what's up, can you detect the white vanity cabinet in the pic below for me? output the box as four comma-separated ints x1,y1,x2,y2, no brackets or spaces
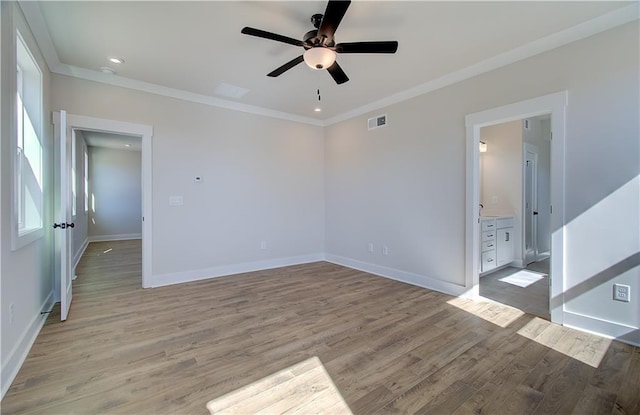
480,216,514,274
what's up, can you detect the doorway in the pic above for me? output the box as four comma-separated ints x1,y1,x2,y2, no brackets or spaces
464,91,567,325
67,114,152,288
476,116,551,319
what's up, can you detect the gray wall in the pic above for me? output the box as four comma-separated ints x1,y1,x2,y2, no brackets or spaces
325,22,639,337
88,147,142,239
51,75,326,279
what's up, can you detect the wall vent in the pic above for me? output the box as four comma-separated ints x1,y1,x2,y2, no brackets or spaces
368,114,387,130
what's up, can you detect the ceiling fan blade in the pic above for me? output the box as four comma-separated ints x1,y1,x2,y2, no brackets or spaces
318,1,351,43
267,55,305,77
335,41,398,54
326,61,349,84
241,27,304,47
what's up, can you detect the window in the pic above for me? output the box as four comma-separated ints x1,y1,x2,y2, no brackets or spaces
13,30,44,249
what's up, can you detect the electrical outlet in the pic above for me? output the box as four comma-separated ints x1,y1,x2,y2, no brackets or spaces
260,240,267,250
613,284,630,302
382,245,389,255
367,243,374,253
9,303,15,324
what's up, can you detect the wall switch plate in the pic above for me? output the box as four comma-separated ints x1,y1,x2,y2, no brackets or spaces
260,240,267,250
367,243,374,253
613,284,630,302
169,196,184,206
383,246,389,255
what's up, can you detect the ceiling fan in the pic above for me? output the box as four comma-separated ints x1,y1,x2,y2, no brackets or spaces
241,0,398,85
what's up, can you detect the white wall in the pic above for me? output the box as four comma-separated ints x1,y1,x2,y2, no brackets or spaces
325,21,639,343
1,2,54,397
71,130,88,266
51,76,326,285
88,146,141,240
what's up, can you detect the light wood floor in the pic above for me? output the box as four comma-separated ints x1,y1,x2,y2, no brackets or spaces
3,241,639,414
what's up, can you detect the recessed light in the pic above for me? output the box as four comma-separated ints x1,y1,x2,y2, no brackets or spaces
314,108,322,112
108,57,124,64
100,67,116,74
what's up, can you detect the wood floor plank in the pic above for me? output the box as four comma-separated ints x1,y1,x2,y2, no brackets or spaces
2,240,638,415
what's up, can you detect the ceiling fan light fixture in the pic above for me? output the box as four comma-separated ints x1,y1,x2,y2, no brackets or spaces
303,47,336,70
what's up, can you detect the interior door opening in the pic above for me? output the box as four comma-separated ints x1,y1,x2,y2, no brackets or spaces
476,116,551,320
464,91,568,325
53,112,152,320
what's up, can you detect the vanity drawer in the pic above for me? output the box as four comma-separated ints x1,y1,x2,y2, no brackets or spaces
482,251,497,272
481,230,496,242
481,240,496,252
496,217,514,229
481,219,496,231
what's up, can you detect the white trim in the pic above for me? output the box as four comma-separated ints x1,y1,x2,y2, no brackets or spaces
151,254,325,288
56,65,324,127
19,1,638,127
72,237,89,270
464,91,568,328
87,233,142,243
563,311,640,347
63,113,153,289
324,3,639,126
0,291,54,399
325,254,467,297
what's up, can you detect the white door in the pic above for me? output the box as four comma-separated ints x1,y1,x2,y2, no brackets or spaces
524,145,538,265
54,110,74,321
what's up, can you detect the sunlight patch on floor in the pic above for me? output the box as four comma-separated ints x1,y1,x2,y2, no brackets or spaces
447,297,525,328
499,270,546,287
517,317,611,368
206,356,352,414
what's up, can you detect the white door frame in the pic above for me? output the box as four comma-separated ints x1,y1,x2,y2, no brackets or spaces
65,113,153,288
464,91,567,324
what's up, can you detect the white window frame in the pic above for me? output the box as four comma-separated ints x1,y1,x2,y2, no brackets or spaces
12,29,44,250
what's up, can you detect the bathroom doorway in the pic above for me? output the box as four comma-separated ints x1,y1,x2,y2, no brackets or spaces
464,91,568,325
476,116,551,319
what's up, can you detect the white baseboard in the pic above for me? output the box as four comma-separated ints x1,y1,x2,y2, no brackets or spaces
72,237,89,271
1,291,55,399
324,254,467,297
563,310,640,347
88,233,142,243
151,253,325,288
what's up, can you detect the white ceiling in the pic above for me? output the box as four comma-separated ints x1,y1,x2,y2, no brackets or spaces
29,1,635,124
83,131,142,151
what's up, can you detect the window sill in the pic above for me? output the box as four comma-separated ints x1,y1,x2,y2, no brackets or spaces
12,226,44,251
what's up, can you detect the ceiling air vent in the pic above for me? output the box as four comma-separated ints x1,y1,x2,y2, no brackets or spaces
368,114,387,130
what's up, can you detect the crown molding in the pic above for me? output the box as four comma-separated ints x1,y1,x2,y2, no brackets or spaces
20,1,639,128
323,2,639,126
55,64,325,126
